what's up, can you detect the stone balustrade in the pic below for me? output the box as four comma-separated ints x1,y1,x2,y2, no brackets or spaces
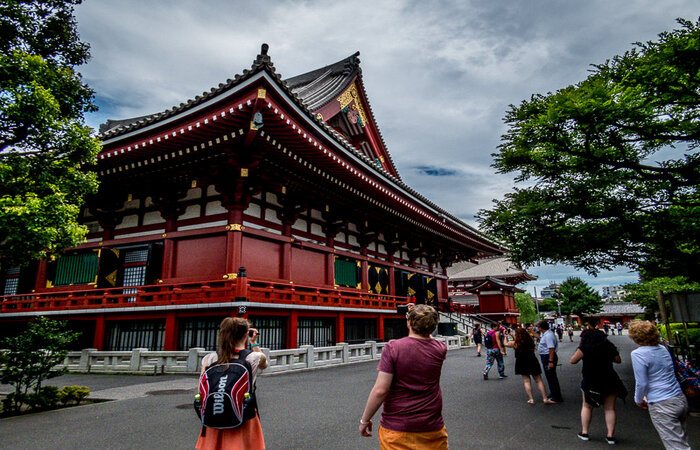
53,336,463,375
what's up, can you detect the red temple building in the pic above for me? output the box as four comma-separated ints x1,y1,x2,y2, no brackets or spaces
0,45,504,350
447,257,536,324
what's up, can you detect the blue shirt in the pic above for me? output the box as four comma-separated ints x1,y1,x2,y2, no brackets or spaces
537,329,558,355
630,345,682,404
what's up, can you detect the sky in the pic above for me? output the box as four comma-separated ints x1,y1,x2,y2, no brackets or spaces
73,0,697,295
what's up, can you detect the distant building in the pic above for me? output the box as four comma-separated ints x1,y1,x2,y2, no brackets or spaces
601,285,629,302
585,302,645,325
447,256,536,324
540,283,561,299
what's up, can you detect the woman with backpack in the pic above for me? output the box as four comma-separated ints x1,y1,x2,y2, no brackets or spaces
504,327,555,405
628,320,691,450
196,317,268,450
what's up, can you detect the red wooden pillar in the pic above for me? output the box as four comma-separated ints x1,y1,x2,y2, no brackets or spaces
93,315,105,350
378,314,385,342
226,208,244,274
388,267,396,296
288,310,298,349
337,312,345,343
325,253,335,286
161,238,175,279
34,260,47,292
164,312,178,351
281,223,292,280
360,260,369,291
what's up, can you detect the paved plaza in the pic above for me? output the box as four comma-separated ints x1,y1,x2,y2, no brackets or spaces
1,334,698,449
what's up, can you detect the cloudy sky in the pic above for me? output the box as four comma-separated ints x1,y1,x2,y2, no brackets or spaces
73,0,697,295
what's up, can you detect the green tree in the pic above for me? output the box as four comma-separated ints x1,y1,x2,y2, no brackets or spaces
514,292,538,324
558,277,603,318
0,316,78,413
624,276,700,320
478,19,700,281
0,0,100,270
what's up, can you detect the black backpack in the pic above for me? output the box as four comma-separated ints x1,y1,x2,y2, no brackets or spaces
195,349,258,436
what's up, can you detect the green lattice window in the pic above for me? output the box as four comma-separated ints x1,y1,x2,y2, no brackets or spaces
334,257,359,288
54,252,99,286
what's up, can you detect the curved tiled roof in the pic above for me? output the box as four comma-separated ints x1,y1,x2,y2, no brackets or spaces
285,52,360,111
96,44,503,253
447,256,536,281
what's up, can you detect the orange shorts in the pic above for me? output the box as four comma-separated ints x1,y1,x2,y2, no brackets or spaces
378,425,448,449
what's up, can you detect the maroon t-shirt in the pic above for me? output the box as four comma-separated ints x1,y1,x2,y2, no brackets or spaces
377,336,447,432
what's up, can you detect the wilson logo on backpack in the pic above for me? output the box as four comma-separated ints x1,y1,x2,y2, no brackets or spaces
196,349,257,435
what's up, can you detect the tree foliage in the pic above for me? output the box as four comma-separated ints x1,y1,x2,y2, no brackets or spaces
0,0,99,269
558,277,603,318
478,18,700,281
624,276,700,320
514,292,538,324
0,316,78,413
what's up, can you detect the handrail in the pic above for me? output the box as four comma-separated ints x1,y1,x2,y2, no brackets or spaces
0,277,410,313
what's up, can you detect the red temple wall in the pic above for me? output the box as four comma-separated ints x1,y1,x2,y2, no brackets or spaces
241,236,282,279
173,235,226,280
291,247,327,285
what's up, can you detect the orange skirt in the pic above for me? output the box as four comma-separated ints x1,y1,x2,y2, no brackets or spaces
195,415,265,450
379,425,448,450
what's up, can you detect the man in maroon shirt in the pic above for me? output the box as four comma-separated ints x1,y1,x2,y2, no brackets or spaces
359,304,448,449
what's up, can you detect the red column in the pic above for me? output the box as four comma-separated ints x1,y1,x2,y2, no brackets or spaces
378,314,385,341
337,312,345,343
93,315,105,350
281,240,292,280
325,253,335,286
164,312,177,351
34,260,47,292
360,260,369,291
388,267,396,296
226,208,244,274
288,310,298,349
161,238,175,279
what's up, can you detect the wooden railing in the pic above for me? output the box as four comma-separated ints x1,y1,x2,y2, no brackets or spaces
0,278,407,313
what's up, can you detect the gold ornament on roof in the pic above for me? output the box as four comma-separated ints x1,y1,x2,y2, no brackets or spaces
337,83,368,127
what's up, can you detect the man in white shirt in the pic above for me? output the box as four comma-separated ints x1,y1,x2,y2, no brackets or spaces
537,320,563,403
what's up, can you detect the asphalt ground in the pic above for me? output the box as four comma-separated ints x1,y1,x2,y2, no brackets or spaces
0,333,698,449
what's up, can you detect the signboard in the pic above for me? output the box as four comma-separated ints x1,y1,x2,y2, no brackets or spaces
669,292,700,323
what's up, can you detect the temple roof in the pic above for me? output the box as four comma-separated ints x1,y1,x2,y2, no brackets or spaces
467,276,524,293
95,44,504,256
285,52,361,111
447,256,536,283
588,302,646,317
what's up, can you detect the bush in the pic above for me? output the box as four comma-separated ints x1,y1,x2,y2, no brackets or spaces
658,323,700,347
58,386,90,405
26,386,61,410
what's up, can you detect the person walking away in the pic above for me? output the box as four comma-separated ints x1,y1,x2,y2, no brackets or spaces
616,322,623,336
498,322,508,356
359,304,448,449
556,324,564,342
567,325,574,342
570,321,627,444
505,328,556,405
472,324,483,357
196,317,268,450
604,322,610,335
537,320,563,402
482,322,507,380
629,320,691,450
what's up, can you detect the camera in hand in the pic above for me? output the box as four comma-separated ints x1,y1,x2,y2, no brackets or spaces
397,304,408,315
248,329,255,337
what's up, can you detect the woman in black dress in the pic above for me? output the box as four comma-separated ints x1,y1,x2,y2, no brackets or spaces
472,324,483,357
570,322,627,444
505,327,555,404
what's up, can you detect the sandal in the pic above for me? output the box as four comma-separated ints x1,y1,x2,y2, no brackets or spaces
543,399,556,404
527,399,535,404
